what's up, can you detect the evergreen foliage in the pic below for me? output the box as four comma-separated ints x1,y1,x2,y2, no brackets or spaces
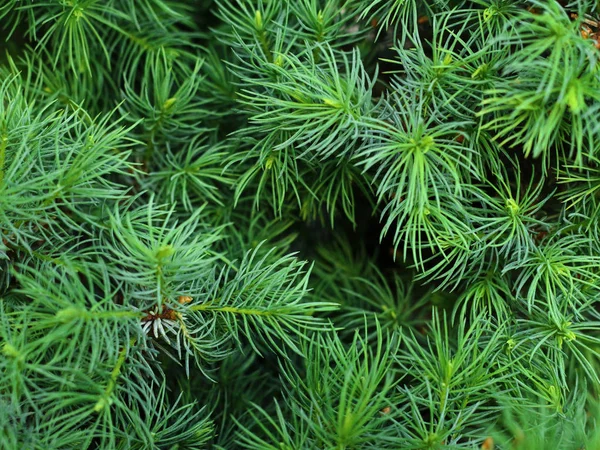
2,0,600,448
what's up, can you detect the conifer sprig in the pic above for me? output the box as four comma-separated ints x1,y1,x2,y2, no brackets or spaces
3,0,600,448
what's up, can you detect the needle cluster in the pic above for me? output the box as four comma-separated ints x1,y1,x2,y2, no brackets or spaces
2,1,600,449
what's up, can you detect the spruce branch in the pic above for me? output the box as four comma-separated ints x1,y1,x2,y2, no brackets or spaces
3,0,600,448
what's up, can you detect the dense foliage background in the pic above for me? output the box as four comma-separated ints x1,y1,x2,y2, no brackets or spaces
2,0,600,448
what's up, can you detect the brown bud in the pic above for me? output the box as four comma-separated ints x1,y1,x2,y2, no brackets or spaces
482,437,494,450
178,295,193,304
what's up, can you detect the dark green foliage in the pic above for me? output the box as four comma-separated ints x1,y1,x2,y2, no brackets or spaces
2,0,600,449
